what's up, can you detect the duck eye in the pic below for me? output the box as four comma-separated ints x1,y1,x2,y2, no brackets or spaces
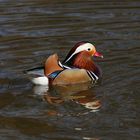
88,48,91,51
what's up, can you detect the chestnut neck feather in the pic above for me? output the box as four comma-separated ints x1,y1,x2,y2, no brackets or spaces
64,51,101,76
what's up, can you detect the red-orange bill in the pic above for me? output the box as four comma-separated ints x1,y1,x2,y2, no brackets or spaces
94,52,103,58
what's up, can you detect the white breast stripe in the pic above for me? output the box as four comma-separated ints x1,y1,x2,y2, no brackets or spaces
87,70,99,82
58,61,63,68
90,71,98,80
58,61,71,69
87,71,95,81
63,65,72,69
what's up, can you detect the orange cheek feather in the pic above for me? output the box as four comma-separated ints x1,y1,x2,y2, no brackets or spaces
89,50,95,56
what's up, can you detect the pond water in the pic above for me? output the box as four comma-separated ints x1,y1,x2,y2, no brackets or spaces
0,0,140,140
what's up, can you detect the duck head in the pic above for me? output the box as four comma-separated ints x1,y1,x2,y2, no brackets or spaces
63,41,103,72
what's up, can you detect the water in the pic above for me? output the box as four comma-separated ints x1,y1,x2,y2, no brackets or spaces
0,0,140,140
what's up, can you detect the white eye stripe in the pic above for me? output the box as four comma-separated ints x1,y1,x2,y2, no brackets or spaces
75,43,94,54
65,43,95,63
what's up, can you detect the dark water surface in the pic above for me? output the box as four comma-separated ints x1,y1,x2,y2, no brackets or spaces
0,0,140,140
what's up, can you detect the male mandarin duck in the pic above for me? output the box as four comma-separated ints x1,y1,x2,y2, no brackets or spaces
25,41,103,85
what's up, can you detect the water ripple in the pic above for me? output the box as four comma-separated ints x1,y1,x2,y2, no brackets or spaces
0,0,140,140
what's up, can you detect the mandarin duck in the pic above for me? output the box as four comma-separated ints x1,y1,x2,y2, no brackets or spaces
25,41,103,85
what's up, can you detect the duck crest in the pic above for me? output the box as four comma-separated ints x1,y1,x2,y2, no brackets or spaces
63,41,88,63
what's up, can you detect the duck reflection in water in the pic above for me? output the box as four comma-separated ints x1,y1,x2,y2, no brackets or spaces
33,82,101,112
